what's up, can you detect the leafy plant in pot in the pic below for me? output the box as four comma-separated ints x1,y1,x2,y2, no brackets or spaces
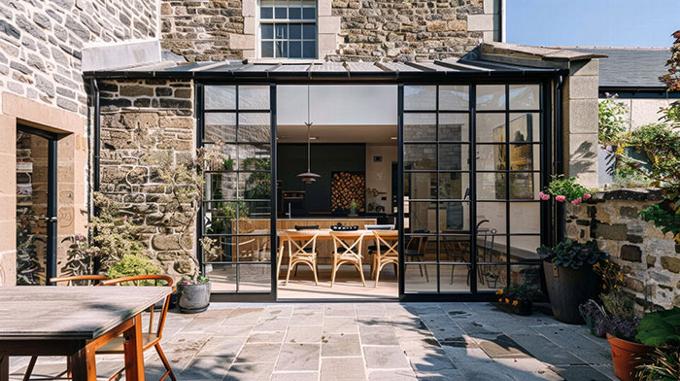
601,289,647,381
537,239,607,324
579,260,627,338
634,307,680,381
495,284,539,315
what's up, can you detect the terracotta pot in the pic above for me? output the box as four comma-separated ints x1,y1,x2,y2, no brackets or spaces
607,334,650,381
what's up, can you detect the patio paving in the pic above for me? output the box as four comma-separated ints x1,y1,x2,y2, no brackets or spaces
9,302,615,380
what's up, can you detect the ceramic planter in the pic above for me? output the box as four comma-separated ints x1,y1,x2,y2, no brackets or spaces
178,282,211,314
607,334,650,381
543,262,599,324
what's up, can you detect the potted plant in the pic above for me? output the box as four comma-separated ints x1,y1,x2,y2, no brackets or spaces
634,307,680,381
176,237,218,313
537,239,607,324
349,200,358,216
601,290,647,381
495,284,538,315
579,299,608,337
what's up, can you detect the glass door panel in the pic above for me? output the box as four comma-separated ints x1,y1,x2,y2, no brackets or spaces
16,127,57,285
201,84,276,296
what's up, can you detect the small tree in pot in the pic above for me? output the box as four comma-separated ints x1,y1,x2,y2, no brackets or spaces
537,239,607,324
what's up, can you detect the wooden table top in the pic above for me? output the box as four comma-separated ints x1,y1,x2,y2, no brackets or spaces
0,286,171,341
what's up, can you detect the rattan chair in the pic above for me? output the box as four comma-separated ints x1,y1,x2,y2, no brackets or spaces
330,231,367,287
100,275,176,381
284,231,320,286
371,230,399,287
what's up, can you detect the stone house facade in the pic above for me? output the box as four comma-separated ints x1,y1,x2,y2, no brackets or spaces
0,0,158,286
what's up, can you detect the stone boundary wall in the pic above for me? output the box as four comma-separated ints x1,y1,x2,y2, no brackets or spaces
99,79,196,277
566,189,680,309
0,0,159,116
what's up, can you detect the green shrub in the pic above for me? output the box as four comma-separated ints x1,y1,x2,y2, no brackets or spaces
537,239,607,270
107,254,161,282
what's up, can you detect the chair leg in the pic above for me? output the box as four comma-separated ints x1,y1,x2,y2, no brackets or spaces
155,343,177,381
375,262,382,288
330,257,337,288
22,356,37,381
285,257,294,286
311,259,319,286
357,261,366,287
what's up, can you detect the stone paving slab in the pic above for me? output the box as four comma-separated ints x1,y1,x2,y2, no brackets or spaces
9,302,616,381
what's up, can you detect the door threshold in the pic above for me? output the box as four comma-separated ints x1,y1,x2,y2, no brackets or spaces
276,297,399,303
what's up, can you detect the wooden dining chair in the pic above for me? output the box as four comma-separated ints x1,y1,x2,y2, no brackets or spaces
330,231,366,287
284,231,320,286
100,275,176,381
371,230,399,287
23,275,109,381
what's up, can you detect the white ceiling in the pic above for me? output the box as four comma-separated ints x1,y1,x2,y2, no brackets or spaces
276,85,398,143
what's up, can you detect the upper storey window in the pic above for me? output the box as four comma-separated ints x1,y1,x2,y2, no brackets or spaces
260,0,317,59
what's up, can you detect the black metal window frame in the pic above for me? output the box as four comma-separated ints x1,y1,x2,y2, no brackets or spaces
195,76,556,303
197,82,279,302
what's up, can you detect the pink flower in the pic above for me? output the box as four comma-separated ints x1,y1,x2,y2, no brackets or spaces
538,191,550,201
583,193,592,200
571,197,582,205
555,195,566,203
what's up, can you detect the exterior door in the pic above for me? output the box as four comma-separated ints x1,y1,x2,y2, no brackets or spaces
16,125,58,285
199,83,277,301
398,83,547,300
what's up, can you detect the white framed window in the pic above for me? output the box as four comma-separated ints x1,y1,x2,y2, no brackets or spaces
259,0,317,59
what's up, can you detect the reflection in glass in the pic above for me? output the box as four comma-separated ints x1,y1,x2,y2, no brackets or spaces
404,263,436,293
404,144,436,170
477,264,506,291
239,144,271,171
476,85,506,110
509,85,540,110
240,172,272,200
404,113,436,142
439,235,470,261
439,114,469,142
239,86,270,110
476,144,505,171
509,113,539,142
439,202,469,232
509,236,541,261
404,86,436,110
510,203,540,233
205,172,238,200
438,172,468,200
405,172,436,200
238,113,271,143
205,113,236,143
239,264,272,292
205,86,236,110
510,264,543,297
476,202,507,234
206,264,236,292
438,144,466,171
440,264,470,292
476,172,505,200
406,201,436,233
509,172,536,200
476,113,505,142
439,85,469,110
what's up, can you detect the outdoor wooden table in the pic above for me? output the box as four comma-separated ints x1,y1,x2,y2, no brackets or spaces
0,286,171,381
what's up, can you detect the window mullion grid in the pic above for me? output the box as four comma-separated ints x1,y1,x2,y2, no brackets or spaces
469,84,478,295
235,85,241,293
435,85,441,294
504,84,511,290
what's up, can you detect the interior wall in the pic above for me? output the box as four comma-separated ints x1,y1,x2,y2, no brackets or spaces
278,144,366,215
365,144,397,214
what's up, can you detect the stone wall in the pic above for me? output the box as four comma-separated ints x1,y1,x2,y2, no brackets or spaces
0,0,159,115
566,189,680,309
160,0,499,62
99,79,197,277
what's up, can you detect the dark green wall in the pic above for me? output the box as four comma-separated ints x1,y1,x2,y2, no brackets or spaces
278,144,366,215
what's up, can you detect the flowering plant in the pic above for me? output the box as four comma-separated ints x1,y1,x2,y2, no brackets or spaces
495,284,538,315
538,175,592,205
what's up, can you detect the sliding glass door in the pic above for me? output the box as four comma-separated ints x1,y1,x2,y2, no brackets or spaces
199,84,277,299
398,83,547,299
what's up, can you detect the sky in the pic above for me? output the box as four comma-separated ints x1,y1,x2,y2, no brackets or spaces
506,0,680,48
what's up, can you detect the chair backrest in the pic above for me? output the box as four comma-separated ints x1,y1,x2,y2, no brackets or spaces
101,275,174,339
284,231,318,256
50,274,108,286
372,230,399,256
330,231,364,258
406,235,428,253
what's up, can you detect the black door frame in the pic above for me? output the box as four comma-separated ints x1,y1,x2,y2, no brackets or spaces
196,76,557,303
17,124,60,285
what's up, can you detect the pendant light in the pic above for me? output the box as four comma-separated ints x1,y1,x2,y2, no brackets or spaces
297,85,321,184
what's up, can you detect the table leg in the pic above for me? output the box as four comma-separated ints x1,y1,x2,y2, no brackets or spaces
0,354,9,381
69,345,96,381
123,314,145,381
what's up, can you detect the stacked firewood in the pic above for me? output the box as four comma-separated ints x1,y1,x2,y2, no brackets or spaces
331,172,365,212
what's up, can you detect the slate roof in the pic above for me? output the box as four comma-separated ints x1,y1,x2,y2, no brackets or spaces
575,48,671,90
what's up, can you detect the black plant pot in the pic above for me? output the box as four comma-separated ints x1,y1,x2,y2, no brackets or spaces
543,262,599,324
178,282,211,314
